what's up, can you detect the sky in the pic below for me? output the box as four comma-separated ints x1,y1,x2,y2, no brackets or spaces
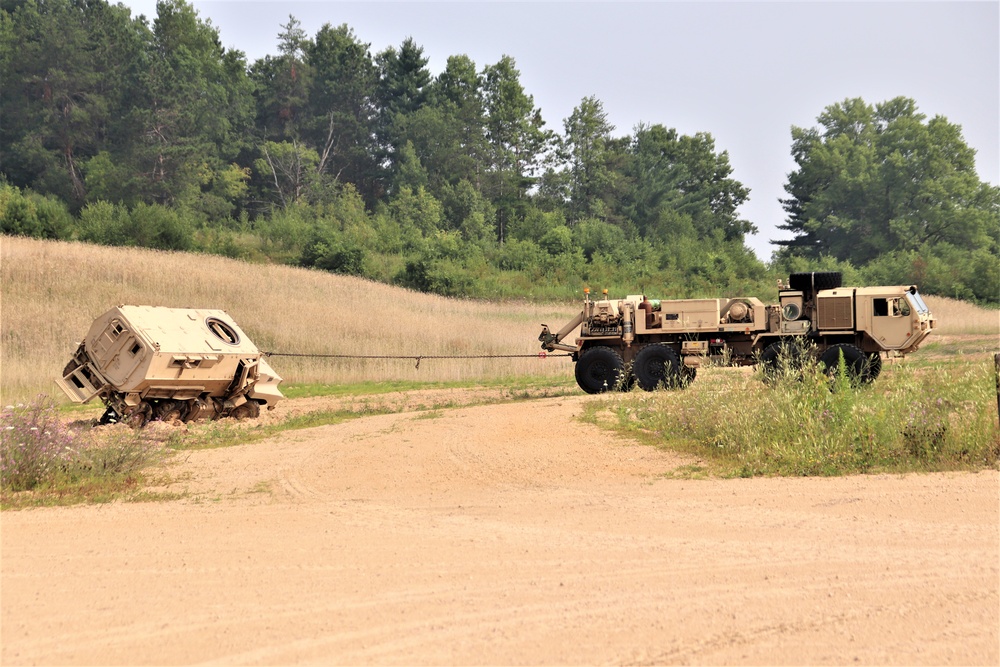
117,0,999,261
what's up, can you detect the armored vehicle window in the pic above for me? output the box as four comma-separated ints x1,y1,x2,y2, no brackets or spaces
875,297,910,317
130,342,142,355
206,317,240,345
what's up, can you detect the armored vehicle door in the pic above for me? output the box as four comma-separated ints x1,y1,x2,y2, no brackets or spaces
867,295,915,349
92,317,146,384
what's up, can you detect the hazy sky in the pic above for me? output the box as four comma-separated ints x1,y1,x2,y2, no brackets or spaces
117,1,999,260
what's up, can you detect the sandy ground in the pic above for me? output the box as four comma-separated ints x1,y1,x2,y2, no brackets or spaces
2,393,998,665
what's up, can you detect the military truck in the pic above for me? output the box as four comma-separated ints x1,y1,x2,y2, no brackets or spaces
539,272,936,393
57,306,284,427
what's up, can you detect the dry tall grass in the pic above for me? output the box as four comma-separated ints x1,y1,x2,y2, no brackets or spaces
922,295,999,335
3,236,996,404
1,236,579,403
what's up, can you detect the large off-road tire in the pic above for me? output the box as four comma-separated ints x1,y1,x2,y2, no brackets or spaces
230,400,261,420
759,339,804,383
154,400,188,423
125,401,152,429
819,344,881,384
633,344,684,391
575,346,627,394
788,271,843,292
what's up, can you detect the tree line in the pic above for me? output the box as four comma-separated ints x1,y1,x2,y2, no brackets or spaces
1,0,997,303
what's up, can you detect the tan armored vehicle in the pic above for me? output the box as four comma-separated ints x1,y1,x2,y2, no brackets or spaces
57,306,283,427
539,272,936,393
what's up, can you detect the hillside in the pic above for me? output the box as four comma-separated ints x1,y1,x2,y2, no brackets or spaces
2,236,994,403
0,236,578,403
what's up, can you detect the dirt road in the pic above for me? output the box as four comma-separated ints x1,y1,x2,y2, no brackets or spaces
2,394,997,665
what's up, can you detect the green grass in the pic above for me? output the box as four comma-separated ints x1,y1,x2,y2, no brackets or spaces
591,355,1000,478
162,406,392,451
1,397,174,509
0,472,187,509
280,374,577,399
914,336,998,360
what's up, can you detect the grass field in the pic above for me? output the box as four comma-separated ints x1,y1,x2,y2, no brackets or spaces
2,235,996,406
2,235,997,504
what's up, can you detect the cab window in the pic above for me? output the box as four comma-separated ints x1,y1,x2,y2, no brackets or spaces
873,297,908,317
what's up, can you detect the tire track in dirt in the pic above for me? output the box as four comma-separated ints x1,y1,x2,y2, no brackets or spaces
2,395,997,665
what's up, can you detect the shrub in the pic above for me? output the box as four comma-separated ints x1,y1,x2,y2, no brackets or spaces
1,396,164,495
301,233,367,276
1,397,76,491
127,203,193,251
539,225,573,256
495,238,545,271
78,200,129,244
0,184,74,240
607,356,1000,477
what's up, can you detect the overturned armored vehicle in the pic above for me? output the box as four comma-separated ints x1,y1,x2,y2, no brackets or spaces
57,306,283,427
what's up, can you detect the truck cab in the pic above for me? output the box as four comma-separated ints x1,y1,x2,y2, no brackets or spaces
854,286,936,352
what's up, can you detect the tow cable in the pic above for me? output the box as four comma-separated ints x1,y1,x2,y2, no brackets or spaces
264,351,573,369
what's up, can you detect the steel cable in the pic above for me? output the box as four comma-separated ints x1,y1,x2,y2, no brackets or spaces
263,351,572,369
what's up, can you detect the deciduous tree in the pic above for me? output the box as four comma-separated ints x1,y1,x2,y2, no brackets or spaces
778,96,999,264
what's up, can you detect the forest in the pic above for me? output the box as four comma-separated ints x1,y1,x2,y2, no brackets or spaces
1,0,997,303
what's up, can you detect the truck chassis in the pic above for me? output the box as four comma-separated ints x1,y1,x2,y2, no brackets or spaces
539,272,936,393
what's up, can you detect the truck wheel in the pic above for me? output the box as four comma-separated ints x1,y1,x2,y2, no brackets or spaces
125,401,152,429
759,340,802,383
634,344,684,391
230,400,261,420
575,347,627,394
154,400,187,423
866,352,883,382
820,344,880,384
788,271,842,292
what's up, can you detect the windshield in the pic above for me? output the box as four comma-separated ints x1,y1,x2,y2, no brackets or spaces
906,289,930,314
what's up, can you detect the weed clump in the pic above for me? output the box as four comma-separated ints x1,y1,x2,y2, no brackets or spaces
1,396,73,491
1,395,165,501
607,356,1000,477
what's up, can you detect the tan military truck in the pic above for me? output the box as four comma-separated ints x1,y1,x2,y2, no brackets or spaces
57,306,283,427
539,272,936,393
